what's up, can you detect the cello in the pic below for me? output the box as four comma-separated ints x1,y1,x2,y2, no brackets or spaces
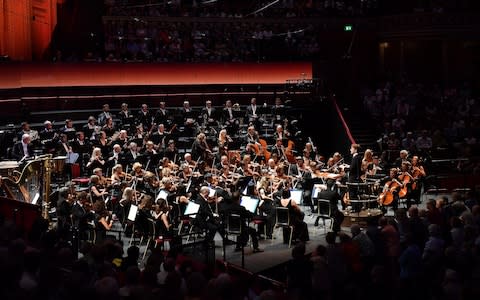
285,140,296,163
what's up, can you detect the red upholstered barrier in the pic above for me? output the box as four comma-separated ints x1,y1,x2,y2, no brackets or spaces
0,62,312,89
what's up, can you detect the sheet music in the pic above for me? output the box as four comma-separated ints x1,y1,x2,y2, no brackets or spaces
127,205,138,221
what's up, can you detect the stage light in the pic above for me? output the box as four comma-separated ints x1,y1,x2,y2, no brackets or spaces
344,24,353,32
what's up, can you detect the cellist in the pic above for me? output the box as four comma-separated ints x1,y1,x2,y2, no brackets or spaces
378,168,402,211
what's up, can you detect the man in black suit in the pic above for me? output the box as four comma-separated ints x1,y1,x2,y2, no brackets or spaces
153,101,170,126
137,103,153,131
220,191,263,253
222,99,238,136
349,143,362,182
314,179,344,233
12,133,34,161
245,97,262,130
195,186,225,244
200,100,217,128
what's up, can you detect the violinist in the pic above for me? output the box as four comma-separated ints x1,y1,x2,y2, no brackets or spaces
93,199,113,233
71,191,94,239
142,171,159,199
242,143,257,160
93,167,109,187
118,187,134,224
303,142,316,162
256,176,275,239
196,186,225,244
89,175,109,203
152,198,174,239
183,153,197,168
361,149,374,181
111,163,125,185
266,158,277,175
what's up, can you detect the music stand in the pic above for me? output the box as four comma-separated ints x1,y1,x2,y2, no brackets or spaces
290,189,303,205
184,202,200,218
241,196,260,214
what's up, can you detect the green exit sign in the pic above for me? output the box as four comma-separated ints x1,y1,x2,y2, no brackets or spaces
344,24,353,31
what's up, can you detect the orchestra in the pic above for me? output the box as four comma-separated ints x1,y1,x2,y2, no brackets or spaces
0,100,428,256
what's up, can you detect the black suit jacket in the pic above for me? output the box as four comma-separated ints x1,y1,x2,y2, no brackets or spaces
154,109,170,126
12,141,34,160
317,189,341,212
349,154,362,182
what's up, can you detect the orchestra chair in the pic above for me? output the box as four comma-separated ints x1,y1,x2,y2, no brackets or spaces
316,199,333,233
272,207,294,248
223,213,245,263
141,219,157,261
251,217,267,238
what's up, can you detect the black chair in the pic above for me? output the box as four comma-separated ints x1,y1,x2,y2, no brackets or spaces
272,207,294,248
317,199,333,233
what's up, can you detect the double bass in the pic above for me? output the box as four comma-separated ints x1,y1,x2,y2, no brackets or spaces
252,139,271,161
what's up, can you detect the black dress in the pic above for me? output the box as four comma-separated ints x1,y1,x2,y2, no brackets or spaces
281,199,309,243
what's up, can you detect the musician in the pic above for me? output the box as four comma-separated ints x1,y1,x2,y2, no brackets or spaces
256,176,275,238
92,199,113,242
410,156,426,206
57,188,75,231
154,101,170,127
72,131,91,157
89,174,108,203
93,131,111,158
71,192,94,239
102,117,116,138
60,119,76,141
273,125,288,142
379,168,401,211
223,99,239,135
246,126,260,145
164,140,178,163
12,133,34,161
349,144,362,183
152,198,173,239
110,163,126,185
218,129,232,152
196,186,225,244
142,140,157,157
118,103,134,129
270,138,286,161
131,162,145,184
106,144,123,169
86,147,105,173
303,142,316,162
123,142,139,167
201,100,217,127
18,122,39,144
313,179,343,233
241,143,256,161
150,124,169,150
361,149,374,177
279,189,309,243
98,104,113,126
220,191,263,253
271,97,285,122
246,97,261,129
39,120,57,152
111,130,130,150
137,103,153,131
118,187,134,224
183,153,197,168
82,116,99,140
191,133,210,161
394,150,410,168
93,167,108,187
